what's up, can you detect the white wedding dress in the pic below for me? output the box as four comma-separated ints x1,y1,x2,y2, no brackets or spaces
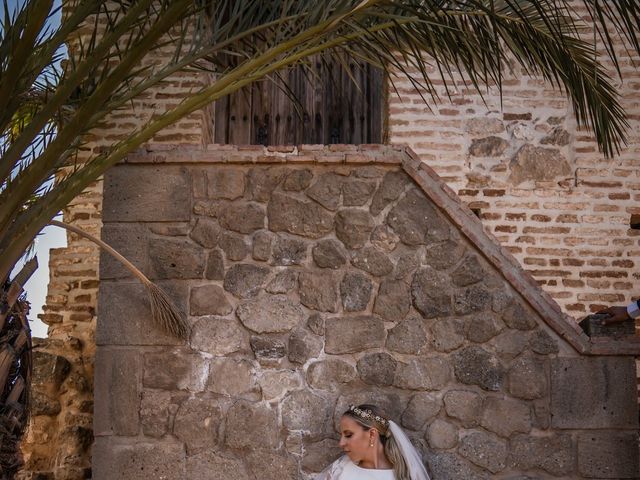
316,456,396,480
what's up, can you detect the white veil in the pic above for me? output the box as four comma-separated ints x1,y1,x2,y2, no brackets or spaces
388,421,431,480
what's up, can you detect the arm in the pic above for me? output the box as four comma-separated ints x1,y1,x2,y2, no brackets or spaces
599,300,640,325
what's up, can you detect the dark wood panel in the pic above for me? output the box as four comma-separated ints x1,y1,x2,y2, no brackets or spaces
212,57,384,145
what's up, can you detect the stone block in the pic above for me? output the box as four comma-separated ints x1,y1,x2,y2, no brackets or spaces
357,352,397,386
31,390,61,416
351,247,394,277
529,328,559,354
335,209,375,249
268,192,333,238
223,264,269,298
32,351,71,390
306,172,344,210
142,350,207,391
205,249,225,280
342,178,376,206
424,240,466,270
427,452,489,480
501,300,538,330
465,313,505,343
453,285,492,315
480,397,531,438
218,202,265,234
509,434,575,476
272,236,308,265
411,267,452,318
299,272,338,312
237,295,304,333
288,328,323,364
387,188,450,246
190,284,232,316
509,144,571,186
149,237,206,279
426,419,458,450
173,395,223,453
100,223,150,280
453,346,505,391
469,136,509,157
451,255,485,286
283,169,313,191
394,357,451,391
370,224,400,252
225,400,278,449
266,269,298,294
401,392,441,430
312,239,348,269
466,117,505,135
340,272,373,312
207,168,245,199
302,439,342,473
259,370,302,400
507,355,547,400
103,165,191,222
577,432,639,478
189,218,221,248
325,316,385,354
252,230,273,261
431,318,465,352
92,437,185,480
491,329,528,359
386,316,428,354
250,335,287,363
247,166,287,201
306,359,357,390
207,358,259,399
550,357,638,429
373,279,410,322
458,431,507,473
245,450,299,480
186,451,250,480
282,390,331,437
190,316,247,356
218,232,249,260
140,390,172,438
370,170,411,215
94,348,140,436
97,282,185,346
444,390,482,428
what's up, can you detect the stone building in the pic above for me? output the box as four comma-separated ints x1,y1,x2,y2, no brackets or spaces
18,3,640,479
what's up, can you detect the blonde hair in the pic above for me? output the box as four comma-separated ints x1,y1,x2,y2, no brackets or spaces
343,404,410,480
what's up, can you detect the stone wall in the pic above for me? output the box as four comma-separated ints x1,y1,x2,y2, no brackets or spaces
93,146,639,479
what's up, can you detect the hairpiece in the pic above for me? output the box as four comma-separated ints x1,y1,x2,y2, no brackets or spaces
347,405,389,430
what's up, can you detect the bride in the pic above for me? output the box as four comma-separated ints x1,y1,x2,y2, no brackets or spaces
316,404,430,480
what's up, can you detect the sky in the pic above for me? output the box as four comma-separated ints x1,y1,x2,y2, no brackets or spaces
5,0,65,338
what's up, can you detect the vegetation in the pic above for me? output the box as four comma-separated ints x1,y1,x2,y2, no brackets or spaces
1,0,640,284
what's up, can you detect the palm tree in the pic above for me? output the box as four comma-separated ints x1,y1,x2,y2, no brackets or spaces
1,0,639,284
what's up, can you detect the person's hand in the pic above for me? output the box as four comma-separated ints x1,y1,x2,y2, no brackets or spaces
597,306,630,325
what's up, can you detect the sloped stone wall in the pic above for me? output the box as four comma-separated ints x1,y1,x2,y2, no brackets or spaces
94,147,639,479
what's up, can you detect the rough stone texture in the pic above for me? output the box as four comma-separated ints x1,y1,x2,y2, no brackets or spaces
356,352,397,386
458,431,507,473
205,249,225,280
283,169,313,191
509,434,575,476
272,236,307,265
466,117,505,135
190,218,221,248
281,390,331,437
540,127,571,146
298,272,338,312
173,396,222,453
302,439,342,473
245,450,299,480
428,452,489,480
259,370,302,400
469,136,509,157
426,419,458,450
306,359,357,390
207,169,245,199
351,247,394,277
370,170,411,215
335,209,375,249
340,272,373,311
529,329,559,354
306,172,343,210
491,329,528,359
394,357,451,391
190,317,246,356
501,300,538,330
507,355,547,399
306,313,325,336
250,335,287,362
266,269,298,294
550,357,638,429
224,401,278,449
373,279,410,322
236,295,304,333
252,230,273,261
424,240,466,270
186,451,250,480
451,255,485,286
218,202,265,234
207,358,259,399
142,351,207,392
453,285,492,315
190,284,232,316
480,397,531,438
218,232,249,261
444,390,482,428
288,328,323,364
411,267,451,318
508,144,572,185
268,193,333,238
465,313,504,343
149,237,205,279
139,390,173,438
325,316,385,354
386,316,428,354
577,432,640,479
247,166,286,201
387,189,450,245
223,264,269,298
453,346,505,391
370,225,399,252
342,178,376,206
312,239,347,269
431,318,465,352
401,393,441,430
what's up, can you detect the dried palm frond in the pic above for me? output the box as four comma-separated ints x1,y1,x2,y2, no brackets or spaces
49,220,189,339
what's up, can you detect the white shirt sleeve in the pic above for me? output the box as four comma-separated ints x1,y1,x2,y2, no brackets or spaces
626,300,640,319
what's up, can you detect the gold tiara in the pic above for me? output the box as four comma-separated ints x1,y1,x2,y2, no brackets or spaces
348,405,389,429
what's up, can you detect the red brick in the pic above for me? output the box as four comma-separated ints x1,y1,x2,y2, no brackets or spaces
562,258,585,266
522,226,570,234
612,259,634,268
566,303,586,312
505,213,527,221
524,258,547,266
579,271,628,278
483,189,506,197
556,214,579,223
609,192,630,200
563,279,585,288
530,214,552,222
495,225,517,233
